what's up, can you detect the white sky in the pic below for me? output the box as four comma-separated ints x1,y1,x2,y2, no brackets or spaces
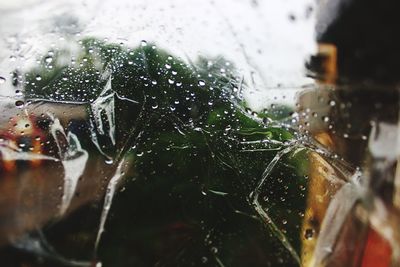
0,0,317,109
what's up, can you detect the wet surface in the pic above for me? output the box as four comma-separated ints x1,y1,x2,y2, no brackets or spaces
1,1,399,267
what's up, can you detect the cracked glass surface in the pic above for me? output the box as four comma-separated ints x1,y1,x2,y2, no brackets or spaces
2,1,398,267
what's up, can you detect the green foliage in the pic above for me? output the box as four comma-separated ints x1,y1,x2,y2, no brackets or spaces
22,38,306,267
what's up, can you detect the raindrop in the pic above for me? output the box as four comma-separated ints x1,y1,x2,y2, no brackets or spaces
165,63,172,69
201,188,207,195
45,56,53,63
15,100,24,108
0,77,5,84
305,5,314,18
329,100,336,106
36,75,42,81
105,158,114,165
198,80,206,87
304,228,315,240
140,40,147,47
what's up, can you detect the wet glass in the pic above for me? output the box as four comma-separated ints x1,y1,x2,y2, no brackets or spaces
0,1,398,267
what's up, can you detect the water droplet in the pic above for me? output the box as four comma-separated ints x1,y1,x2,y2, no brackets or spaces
36,75,42,81
329,100,336,106
304,228,315,240
45,56,53,63
140,40,147,47
165,63,172,69
198,80,206,87
0,77,5,84
105,158,113,165
201,257,208,263
201,188,207,195
15,100,24,108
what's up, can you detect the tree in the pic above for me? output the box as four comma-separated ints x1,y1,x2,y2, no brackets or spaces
13,38,307,267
